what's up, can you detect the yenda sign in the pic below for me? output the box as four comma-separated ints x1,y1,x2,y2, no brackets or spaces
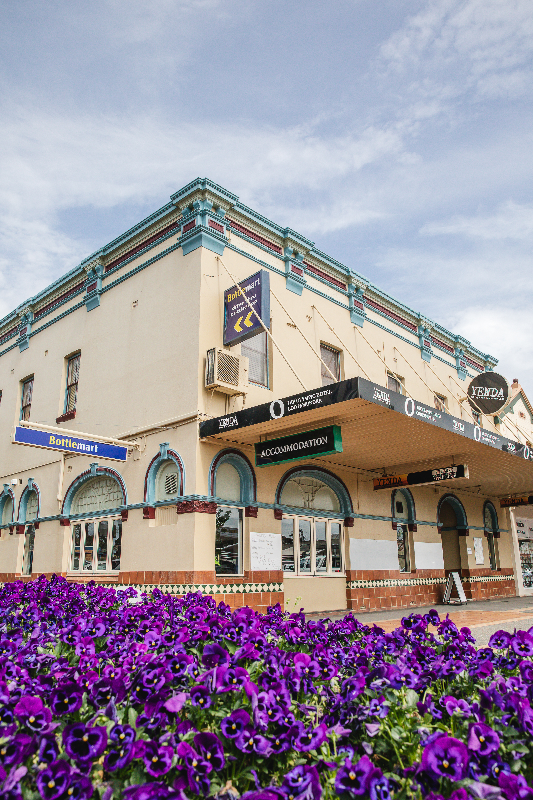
13,426,128,462
223,270,270,346
374,464,469,491
467,372,509,415
255,425,342,467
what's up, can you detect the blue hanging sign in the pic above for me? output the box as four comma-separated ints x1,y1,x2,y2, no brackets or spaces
13,426,128,462
223,270,270,346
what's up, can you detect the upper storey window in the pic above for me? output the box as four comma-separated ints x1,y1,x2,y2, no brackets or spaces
20,377,34,421
241,330,268,387
65,354,80,413
320,344,340,386
387,373,403,394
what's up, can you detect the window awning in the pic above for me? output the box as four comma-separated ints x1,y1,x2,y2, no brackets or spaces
199,377,533,500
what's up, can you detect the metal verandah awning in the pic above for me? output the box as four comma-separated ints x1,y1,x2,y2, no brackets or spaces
199,377,533,500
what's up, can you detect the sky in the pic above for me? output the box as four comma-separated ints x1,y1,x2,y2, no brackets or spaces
1,0,533,394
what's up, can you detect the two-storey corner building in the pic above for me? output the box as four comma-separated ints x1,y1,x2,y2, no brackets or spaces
0,177,531,613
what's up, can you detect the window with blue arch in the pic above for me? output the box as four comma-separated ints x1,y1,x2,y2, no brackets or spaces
483,501,499,571
211,450,256,577
391,488,415,573
0,487,14,528
276,467,351,577
19,481,39,576
145,444,185,505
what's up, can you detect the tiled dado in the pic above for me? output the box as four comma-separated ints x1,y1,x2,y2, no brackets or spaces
346,569,515,612
109,582,284,614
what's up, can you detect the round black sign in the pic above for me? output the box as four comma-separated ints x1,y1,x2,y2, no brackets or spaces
467,372,509,415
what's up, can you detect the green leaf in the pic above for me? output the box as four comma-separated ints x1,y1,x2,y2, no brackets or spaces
404,689,419,708
390,726,404,741
128,707,138,727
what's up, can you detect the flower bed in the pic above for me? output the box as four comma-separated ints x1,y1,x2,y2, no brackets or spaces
1,576,533,800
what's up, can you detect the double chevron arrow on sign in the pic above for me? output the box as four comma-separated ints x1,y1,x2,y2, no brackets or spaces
234,310,255,332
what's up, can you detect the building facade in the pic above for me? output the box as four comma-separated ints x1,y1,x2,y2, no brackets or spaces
0,177,531,613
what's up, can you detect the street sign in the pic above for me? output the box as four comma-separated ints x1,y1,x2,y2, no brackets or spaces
500,495,533,508
467,372,509,415
255,425,342,467
223,270,270,346
373,464,469,491
13,426,128,462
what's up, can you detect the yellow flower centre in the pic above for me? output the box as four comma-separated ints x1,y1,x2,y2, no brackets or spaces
48,782,55,789
152,756,158,763
119,734,125,740
443,760,449,769
83,735,88,742
29,716,35,723
349,772,356,780
480,736,485,742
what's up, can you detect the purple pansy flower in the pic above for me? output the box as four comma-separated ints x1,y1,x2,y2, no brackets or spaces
421,735,469,781
35,760,71,800
468,723,500,756
62,723,108,765
13,696,52,732
335,756,378,796
142,742,174,777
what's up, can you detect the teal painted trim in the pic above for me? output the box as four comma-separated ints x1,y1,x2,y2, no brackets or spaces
181,228,226,256
99,226,182,280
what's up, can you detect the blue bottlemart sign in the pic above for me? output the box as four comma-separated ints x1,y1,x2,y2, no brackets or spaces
14,426,128,462
223,270,270,346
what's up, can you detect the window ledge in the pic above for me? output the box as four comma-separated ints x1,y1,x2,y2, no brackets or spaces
67,572,119,578
283,573,346,578
56,410,76,423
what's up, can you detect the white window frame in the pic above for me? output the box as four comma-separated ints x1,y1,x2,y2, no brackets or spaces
282,515,344,576
241,330,269,388
68,515,122,575
387,373,403,395
215,505,244,577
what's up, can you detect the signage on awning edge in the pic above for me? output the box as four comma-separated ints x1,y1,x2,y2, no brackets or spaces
13,426,128,462
374,464,469,491
223,269,270,346
255,425,342,467
200,376,532,463
467,371,509,416
500,496,533,508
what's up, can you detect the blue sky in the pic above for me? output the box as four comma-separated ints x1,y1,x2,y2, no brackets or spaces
1,0,533,393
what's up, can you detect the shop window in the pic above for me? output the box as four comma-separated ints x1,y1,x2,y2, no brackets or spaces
215,463,241,502
70,518,122,573
387,373,403,394
241,330,268,387
64,353,80,413
26,491,38,521
396,524,410,572
434,394,447,413
282,516,343,575
320,344,340,386
22,526,35,575
20,377,34,421
216,506,242,575
483,504,499,571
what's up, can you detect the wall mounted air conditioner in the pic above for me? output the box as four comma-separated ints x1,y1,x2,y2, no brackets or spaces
205,348,248,395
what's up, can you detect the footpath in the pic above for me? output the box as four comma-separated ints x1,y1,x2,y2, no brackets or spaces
307,595,533,647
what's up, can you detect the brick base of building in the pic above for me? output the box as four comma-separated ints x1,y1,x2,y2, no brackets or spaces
345,568,516,612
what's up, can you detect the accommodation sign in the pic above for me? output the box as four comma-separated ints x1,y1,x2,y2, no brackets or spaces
223,269,270,346
13,426,128,462
255,425,342,467
374,464,469,491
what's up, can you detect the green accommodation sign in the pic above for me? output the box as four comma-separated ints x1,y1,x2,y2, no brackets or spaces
255,425,342,467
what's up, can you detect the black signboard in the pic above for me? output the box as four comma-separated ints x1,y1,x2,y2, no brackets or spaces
467,372,508,415
199,376,533,463
255,425,342,467
223,270,270,346
374,464,469,491
500,496,533,508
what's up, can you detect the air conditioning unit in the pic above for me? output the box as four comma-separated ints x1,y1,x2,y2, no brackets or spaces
205,348,248,395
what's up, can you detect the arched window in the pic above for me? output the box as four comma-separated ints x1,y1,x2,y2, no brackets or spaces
0,488,14,526
144,445,185,505
210,450,256,577
276,468,351,576
483,501,499,571
18,482,40,523
63,468,126,575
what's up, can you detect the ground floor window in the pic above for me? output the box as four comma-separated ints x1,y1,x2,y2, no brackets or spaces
22,525,35,575
282,515,343,575
396,524,410,572
70,518,122,573
216,506,242,576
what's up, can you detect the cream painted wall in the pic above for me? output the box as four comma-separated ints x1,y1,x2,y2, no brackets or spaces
284,576,347,613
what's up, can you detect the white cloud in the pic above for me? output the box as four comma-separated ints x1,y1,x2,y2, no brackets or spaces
421,202,533,241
